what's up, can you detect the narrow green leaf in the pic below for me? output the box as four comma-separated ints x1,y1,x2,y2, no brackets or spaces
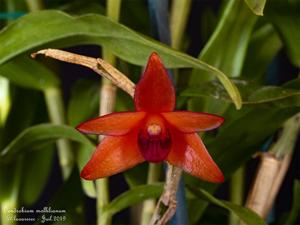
0,10,241,108
0,55,59,90
77,144,96,198
181,78,300,107
285,180,300,225
0,123,94,160
244,0,267,16
103,184,163,216
188,186,267,225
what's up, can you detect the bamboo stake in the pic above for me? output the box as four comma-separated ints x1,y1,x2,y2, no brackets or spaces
32,48,182,225
244,152,280,217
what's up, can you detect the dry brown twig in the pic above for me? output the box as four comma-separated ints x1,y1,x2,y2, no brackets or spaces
32,48,182,225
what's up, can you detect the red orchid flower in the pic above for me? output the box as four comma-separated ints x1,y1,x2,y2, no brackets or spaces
77,52,224,183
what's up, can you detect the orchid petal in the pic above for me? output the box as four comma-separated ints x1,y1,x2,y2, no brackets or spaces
167,130,224,183
80,132,144,179
162,111,224,133
134,52,175,112
76,111,146,136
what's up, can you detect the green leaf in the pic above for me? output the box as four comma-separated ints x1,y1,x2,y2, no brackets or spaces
76,144,96,198
285,180,300,225
124,163,148,188
242,24,282,80
244,0,267,16
0,10,241,108
265,1,300,67
103,184,163,216
0,123,94,160
181,78,300,107
188,186,267,225
0,55,59,90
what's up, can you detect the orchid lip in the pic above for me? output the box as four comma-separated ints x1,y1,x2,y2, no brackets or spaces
137,122,171,163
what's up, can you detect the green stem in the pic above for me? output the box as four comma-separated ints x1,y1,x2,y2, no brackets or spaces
229,166,245,225
25,0,44,12
270,113,300,158
96,178,111,225
96,1,122,225
141,163,162,225
170,0,192,50
44,88,74,179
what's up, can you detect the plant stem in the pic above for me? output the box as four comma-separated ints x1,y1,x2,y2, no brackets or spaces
170,0,192,50
141,163,162,225
25,0,44,12
96,1,122,225
44,88,74,179
229,166,245,225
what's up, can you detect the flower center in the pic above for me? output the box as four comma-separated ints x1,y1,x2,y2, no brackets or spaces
138,116,171,163
147,124,162,135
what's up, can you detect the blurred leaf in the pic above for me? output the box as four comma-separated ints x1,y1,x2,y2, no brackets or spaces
188,187,267,225
20,145,54,205
0,55,59,91
0,10,241,108
0,87,40,202
124,163,148,188
244,0,267,16
181,78,300,107
67,79,99,127
265,1,300,67
242,24,282,80
103,184,163,216
0,123,94,160
284,180,300,225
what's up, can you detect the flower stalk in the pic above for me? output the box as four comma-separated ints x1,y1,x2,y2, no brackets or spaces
44,88,74,179
97,1,122,225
